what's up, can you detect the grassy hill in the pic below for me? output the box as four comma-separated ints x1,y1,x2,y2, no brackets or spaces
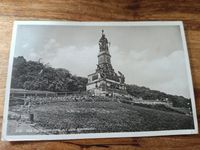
31,101,194,135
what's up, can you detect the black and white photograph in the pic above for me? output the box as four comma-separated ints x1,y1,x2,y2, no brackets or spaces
2,21,198,141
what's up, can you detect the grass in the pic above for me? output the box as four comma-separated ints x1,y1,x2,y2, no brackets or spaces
32,101,194,134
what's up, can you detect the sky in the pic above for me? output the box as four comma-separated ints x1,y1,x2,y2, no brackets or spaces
14,24,191,98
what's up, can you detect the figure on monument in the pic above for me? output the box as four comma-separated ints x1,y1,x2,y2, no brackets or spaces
99,30,109,52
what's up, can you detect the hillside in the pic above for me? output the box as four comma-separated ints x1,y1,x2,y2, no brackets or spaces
8,101,194,135
11,56,88,92
126,84,192,108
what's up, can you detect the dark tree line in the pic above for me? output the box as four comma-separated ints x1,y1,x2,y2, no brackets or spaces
126,84,192,108
11,56,88,92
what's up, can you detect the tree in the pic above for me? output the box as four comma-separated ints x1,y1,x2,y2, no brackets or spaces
11,56,88,92
126,84,191,108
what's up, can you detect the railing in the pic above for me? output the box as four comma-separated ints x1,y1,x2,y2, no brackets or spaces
10,90,86,99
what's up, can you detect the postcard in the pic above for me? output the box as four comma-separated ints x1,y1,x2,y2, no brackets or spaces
1,21,198,141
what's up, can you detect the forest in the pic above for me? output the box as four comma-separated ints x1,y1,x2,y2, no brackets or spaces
126,85,191,108
11,56,88,92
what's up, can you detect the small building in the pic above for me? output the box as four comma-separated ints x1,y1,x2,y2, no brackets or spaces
86,30,127,96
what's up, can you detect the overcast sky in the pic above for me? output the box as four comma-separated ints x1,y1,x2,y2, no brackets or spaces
14,24,190,98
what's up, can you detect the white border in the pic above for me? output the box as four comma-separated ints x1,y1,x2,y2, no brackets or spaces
1,21,198,141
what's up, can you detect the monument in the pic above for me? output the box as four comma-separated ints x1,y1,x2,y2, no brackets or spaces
87,30,127,96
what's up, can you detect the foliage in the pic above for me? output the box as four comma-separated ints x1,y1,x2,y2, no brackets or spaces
126,84,192,108
11,56,88,92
